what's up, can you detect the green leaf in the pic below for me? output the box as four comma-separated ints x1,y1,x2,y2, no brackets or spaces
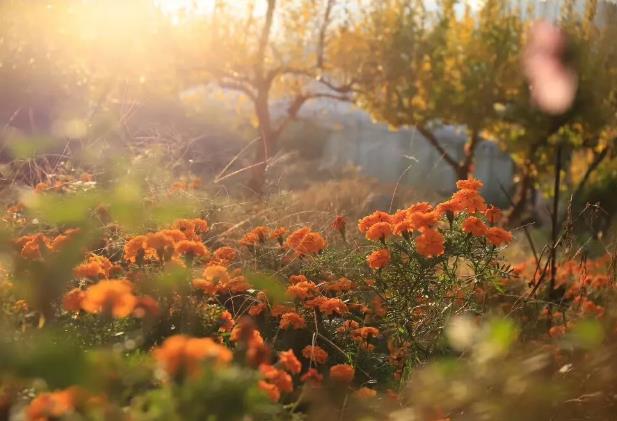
569,319,605,349
245,272,286,305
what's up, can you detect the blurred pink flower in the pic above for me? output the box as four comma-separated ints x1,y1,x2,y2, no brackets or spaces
523,21,577,115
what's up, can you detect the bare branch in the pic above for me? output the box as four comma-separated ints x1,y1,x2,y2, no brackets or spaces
218,80,257,101
571,145,610,203
317,0,336,69
416,125,461,170
273,94,309,137
461,128,481,176
305,92,351,102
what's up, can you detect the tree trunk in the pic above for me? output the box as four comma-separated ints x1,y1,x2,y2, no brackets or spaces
507,167,532,225
458,129,480,180
455,164,470,181
248,134,271,194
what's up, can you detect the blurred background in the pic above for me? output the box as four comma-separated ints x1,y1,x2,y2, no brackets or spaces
1,0,616,230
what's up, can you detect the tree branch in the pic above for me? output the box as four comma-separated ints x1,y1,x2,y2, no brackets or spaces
317,0,336,69
218,80,257,101
273,95,309,138
461,127,481,177
416,125,460,170
571,145,610,204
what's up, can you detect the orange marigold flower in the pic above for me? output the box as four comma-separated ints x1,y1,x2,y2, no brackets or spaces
26,388,77,420
124,235,147,263
548,325,566,338
484,206,503,224
80,280,137,318
366,221,393,241
240,226,271,246
271,227,288,240
456,177,484,191
408,202,433,213
289,274,309,284
287,281,319,300
146,231,175,251
302,345,328,364
280,312,306,330
73,261,105,279
329,364,355,383
7,202,24,213
331,215,346,234
191,278,217,295
415,228,445,258
393,220,414,236
271,304,295,317
62,288,84,313
74,254,114,279
173,218,208,239
367,248,390,270
304,296,327,310
230,317,259,343
372,296,387,317
358,211,392,233
409,211,439,230
153,335,232,378
219,310,235,332
286,227,327,255
279,349,302,374
214,246,238,263
225,274,251,294
193,218,208,234
352,326,380,340
247,333,270,367
319,298,348,317
451,189,487,213
18,234,50,260
354,387,377,399
248,302,267,317
301,368,324,384
35,182,49,193
49,234,70,252
169,181,187,193
390,210,408,224
160,229,187,243
337,320,360,334
193,265,231,295
175,240,209,259
326,277,354,293
258,380,281,402
436,199,464,216
485,227,513,246
133,295,160,318
203,265,230,283
462,216,489,237
260,364,293,393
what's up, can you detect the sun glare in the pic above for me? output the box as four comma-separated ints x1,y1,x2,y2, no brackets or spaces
154,0,213,23
154,0,268,24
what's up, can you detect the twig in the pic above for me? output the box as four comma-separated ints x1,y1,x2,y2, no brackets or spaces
214,136,261,183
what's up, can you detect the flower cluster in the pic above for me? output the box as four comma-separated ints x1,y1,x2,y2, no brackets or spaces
359,178,512,270
15,228,81,260
153,335,233,379
3,179,534,419
124,220,209,264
